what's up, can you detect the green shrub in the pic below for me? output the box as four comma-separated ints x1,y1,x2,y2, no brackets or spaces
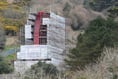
65,17,118,70
0,56,13,74
25,62,59,79
31,62,58,76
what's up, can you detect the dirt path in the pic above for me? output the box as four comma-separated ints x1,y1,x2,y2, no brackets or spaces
5,36,18,46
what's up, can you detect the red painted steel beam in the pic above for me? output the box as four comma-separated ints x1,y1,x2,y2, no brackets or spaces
33,11,44,44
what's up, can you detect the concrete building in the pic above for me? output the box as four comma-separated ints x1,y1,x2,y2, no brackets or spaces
14,11,65,73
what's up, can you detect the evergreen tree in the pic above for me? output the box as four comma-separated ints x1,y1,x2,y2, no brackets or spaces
88,0,117,11
0,27,5,51
65,17,118,70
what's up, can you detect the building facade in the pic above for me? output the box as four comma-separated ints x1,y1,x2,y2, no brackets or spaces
14,11,65,73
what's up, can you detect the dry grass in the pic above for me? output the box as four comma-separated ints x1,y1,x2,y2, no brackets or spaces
77,48,118,79
1,48,118,79
15,48,118,79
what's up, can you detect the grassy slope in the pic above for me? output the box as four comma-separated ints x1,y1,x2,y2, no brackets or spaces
0,0,26,66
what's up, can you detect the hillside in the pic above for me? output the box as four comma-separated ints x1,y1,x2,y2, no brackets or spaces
0,0,30,74
3,0,116,49
2,0,116,47
28,0,108,51
0,0,117,78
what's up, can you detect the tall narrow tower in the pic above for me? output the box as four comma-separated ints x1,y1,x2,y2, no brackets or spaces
14,11,65,73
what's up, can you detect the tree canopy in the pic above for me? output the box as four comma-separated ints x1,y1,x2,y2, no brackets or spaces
65,17,118,70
